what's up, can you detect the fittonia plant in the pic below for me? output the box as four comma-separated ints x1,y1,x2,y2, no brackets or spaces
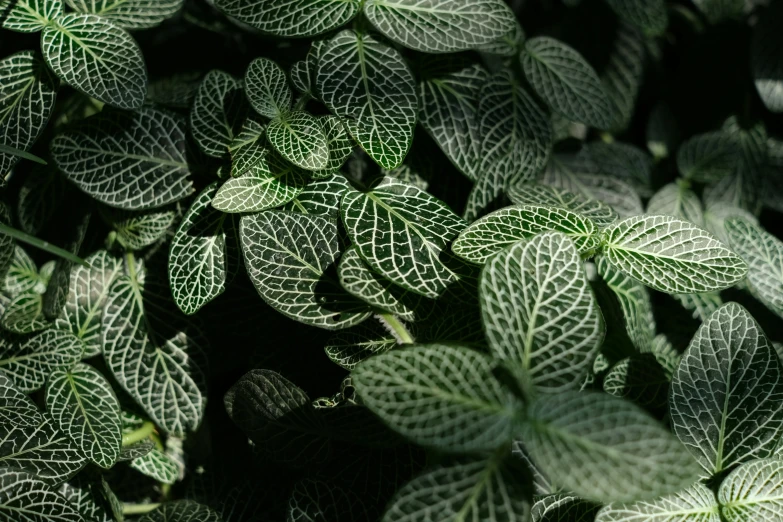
0,0,783,520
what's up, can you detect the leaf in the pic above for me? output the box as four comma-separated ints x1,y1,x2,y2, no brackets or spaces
314,116,353,176
190,70,247,158
674,292,723,322
318,30,417,169
0,370,44,427
603,0,667,36
54,251,123,358
752,1,783,113
65,0,185,30
240,210,370,329
213,0,360,37
603,354,670,412
212,151,309,213
280,173,352,221
532,494,601,522
51,107,193,210
364,0,515,53
46,362,121,469
521,37,614,129
0,469,82,521
102,263,208,435
453,205,600,265
130,448,179,485
324,320,397,370
647,183,704,226
41,14,146,109
677,130,740,183
507,182,618,228
601,22,646,133
382,455,531,522
17,168,66,235
595,483,720,522
718,458,783,522
59,474,114,522
725,218,783,319
587,142,654,198
480,232,603,393
521,390,701,503
0,329,82,392
0,51,58,181
670,302,783,474
0,0,62,32
290,60,311,95
0,416,86,485
170,183,237,315
341,177,467,298
474,20,524,56
602,215,748,294
4,246,45,297
267,111,329,171
692,0,745,24
352,344,521,452
244,57,292,119
101,207,176,250
139,500,221,522
288,479,372,522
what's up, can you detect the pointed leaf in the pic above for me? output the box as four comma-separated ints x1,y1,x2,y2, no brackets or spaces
0,330,83,392
0,469,82,521
267,111,329,171
595,483,720,522
718,458,783,522
213,0,360,37
244,57,291,119
507,182,618,228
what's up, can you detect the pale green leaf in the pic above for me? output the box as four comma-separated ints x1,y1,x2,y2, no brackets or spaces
0,0,62,32
130,448,179,485
100,207,176,250
65,0,184,29
244,57,291,119
4,246,46,297
603,0,667,36
718,458,783,522
595,483,720,522
267,111,329,171
0,330,82,392
213,0,360,37
670,302,783,474
507,182,618,228
324,320,396,370
752,2,783,113
190,70,246,158
601,22,646,133
0,469,82,522
647,183,704,226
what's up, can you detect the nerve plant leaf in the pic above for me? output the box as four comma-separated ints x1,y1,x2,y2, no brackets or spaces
244,57,291,119
595,482,720,522
752,1,783,113
363,0,516,53
507,182,618,228
670,302,783,474
213,0,360,37
602,215,748,294
240,211,370,329
0,329,83,392
597,256,655,353
0,469,82,522
280,173,351,220
480,232,603,393
100,206,175,250
190,70,247,158
51,107,193,210
266,111,329,171
324,320,397,370
532,494,600,522
647,183,704,226
138,500,222,522
0,0,62,33
521,390,701,503
0,370,43,427
41,14,147,109
130,448,179,485
718,458,783,522
318,30,417,169
65,0,185,30
677,130,740,183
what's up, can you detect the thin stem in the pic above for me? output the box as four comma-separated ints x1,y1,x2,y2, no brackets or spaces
122,503,161,515
0,144,47,165
377,313,414,344
122,421,155,446
0,223,90,267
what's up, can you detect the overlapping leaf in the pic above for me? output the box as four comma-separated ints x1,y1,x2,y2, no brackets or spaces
281,173,351,220
0,370,43,427
17,169,66,234
244,57,291,119
597,256,655,353
190,70,247,158
267,111,329,171
718,458,783,522
139,500,221,522
507,182,618,228
0,329,83,392
213,0,361,37
647,183,704,225
595,482,720,522
601,22,646,133
532,494,600,522
677,130,739,183
65,0,184,29
0,0,62,32
324,321,397,370
130,448,179,484
0,469,82,522
101,207,175,250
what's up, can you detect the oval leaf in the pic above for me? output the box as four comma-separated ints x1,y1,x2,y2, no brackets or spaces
718,458,783,522
213,0,360,37
65,0,185,30
267,111,329,171
0,329,83,392
0,469,82,521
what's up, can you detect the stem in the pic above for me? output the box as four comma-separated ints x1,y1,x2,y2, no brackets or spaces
0,223,90,267
377,313,414,344
122,421,155,446
122,503,161,515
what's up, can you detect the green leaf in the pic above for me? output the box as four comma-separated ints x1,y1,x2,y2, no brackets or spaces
364,0,516,53
603,0,667,36
102,262,208,435
0,51,58,180
521,390,701,503
532,494,601,522
0,469,82,521
352,344,522,452
595,483,720,522
190,70,247,158
677,130,740,183
647,183,704,226
288,479,373,522
692,0,745,24
0,329,83,392
213,0,360,37
670,302,783,474
704,205,757,245
228,120,268,179
418,57,486,181
0,0,62,32
139,500,221,522
725,218,783,319
752,2,783,113
100,207,175,250
313,116,353,176
147,73,201,109
474,20,525,56
2,291,47,333
521,37,614,129
244,57,291,119
41,14,147,109
324,320,397,370
170,183,237,315
267,111,329,171
0,144,46,165
4,246,46,297
341,177,467,298
507,182,618,228
51,107,193,210
382,455,531,522
130,448,179,485
0,370,44,427
602,215,748,294
318,30,417,169
673,292,723,322
718,458,783,522
601,22,646,133
290,60,311,95
65,0,184,29
212,151,309,213
46,362,122,469
0,416,86,485
603,354,670,412
17,168,66,235
280,173,351,221
240,210,370,329
480,232,603,393
587,142,654,199
453,205,600,265
59,474,115,522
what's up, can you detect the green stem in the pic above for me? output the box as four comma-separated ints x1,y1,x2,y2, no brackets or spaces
377,313,414,344
122,422,155,446
122,503,160,515
0,223,89,267
0,144,47,165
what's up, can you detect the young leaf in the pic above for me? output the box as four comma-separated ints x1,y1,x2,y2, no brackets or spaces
324,320,397,370
170,183,238,315
244,57,292,119
100,207,176,250
0,469,82,521
46,362,122,469
595,483,720,522
213,0,360,37
521,37,614,129
51,107,193,210
190,70,247,158
240,211,370,329
266,111,329,171
670,302,783,474
480,232,603,393
602,215,748,294
130,448,179,485
0,329,83,392
718,458,783,522
363,0,516,53
647,183,704,226
341,177,467,298
4,246,45,297
507,182,618,228
41,14,147,109
453,205,600,265
65,0,185,30
382,455,531,522
353,344,522,452
318,30,417,169
521,390,701,503
0,0,62,32
603,0,667,36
